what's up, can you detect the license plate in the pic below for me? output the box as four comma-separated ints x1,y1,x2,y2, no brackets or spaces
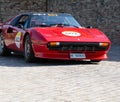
70,53,86,59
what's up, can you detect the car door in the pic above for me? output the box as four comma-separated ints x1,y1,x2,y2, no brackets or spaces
5,15,29,51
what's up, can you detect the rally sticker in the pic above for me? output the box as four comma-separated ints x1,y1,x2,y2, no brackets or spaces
62,31,81,37
15,32,22,48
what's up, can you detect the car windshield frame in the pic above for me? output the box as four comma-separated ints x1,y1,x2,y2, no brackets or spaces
30,13,81,28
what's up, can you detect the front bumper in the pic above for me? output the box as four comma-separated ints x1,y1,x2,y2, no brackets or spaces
32,44,109,61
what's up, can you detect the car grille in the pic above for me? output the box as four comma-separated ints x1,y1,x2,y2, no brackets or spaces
47,42,109,51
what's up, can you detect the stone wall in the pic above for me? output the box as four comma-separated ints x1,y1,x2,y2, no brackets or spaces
0,0,46,21
0,0,120,44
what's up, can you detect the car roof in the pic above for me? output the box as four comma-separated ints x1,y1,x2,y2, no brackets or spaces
20,12,71,16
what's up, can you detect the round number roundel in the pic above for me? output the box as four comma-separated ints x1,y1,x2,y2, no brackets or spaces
62,31,81,37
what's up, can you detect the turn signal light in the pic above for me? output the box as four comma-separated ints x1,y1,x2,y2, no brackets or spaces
99,42,109,47
49,42,60,46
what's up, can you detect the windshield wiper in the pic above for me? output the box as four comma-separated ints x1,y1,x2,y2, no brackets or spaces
50,23,67,27
34,23,50,27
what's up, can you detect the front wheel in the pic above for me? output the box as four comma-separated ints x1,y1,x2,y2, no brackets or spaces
24,35,35,62
0,33,10,56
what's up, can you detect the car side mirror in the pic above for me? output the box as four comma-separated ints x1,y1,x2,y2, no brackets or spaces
87,26,92,28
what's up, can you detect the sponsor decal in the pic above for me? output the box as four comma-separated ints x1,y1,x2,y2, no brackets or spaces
62,31,81,37
15,32,22,48
48,13,58,16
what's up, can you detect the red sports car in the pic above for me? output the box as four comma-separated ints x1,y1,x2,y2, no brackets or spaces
0,12,111,62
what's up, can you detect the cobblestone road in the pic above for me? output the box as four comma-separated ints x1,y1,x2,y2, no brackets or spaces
0,45,120,102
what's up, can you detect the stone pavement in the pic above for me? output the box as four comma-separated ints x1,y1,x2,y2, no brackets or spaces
0,45,120,102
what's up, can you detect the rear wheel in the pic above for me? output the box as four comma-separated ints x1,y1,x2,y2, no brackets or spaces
24,35,35,62
0,33,10,56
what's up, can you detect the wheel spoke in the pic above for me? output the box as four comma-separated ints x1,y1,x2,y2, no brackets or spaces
0,35,4,53
0,33,10,56
0,38,2,52
24,35,34,62
25,38,30,58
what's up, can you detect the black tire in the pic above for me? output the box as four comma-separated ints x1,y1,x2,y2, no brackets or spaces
24,35,35,62
0,33,11,56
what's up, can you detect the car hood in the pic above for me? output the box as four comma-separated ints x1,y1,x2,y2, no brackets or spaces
33,27,110,42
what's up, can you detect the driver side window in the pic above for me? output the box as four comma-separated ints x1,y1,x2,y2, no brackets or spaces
16,15,29,29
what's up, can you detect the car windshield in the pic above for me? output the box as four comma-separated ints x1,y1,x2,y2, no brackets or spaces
30,13,81,28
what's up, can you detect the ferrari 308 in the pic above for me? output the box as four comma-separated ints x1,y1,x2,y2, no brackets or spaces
0,12,111,62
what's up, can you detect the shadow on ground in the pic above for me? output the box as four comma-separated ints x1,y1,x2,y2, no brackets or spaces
0,54,98,67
